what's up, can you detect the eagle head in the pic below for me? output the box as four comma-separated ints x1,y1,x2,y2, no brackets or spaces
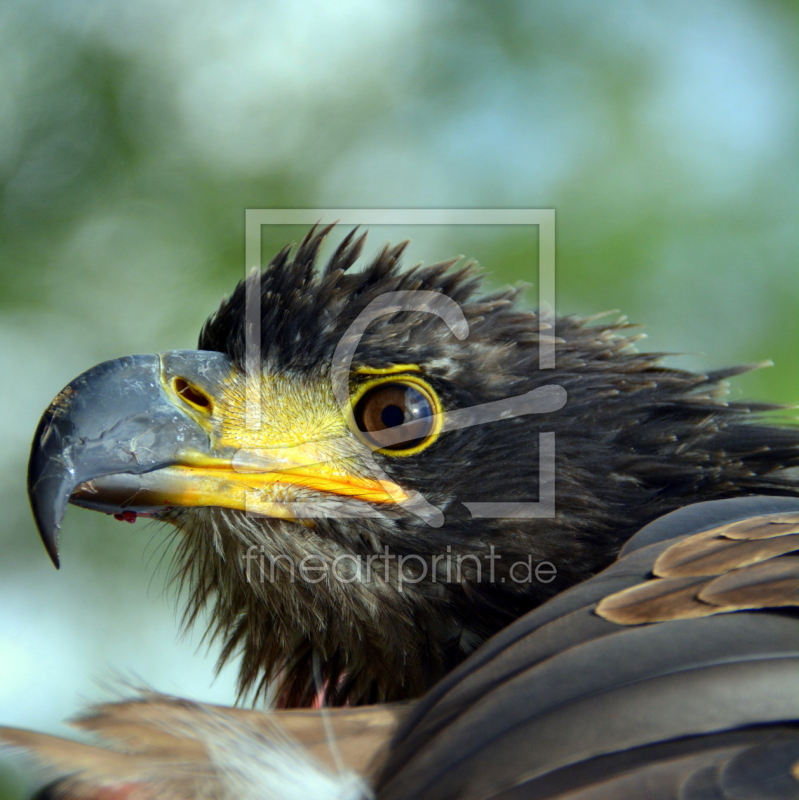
28,226,799,706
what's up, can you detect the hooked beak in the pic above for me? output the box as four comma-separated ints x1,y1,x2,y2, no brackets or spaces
28,350,406,568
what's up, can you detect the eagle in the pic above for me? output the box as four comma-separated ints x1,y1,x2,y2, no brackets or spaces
4,225,799,799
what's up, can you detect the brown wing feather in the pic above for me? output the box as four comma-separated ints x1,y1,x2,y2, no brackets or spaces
592,575,727,625
1,695,410,799
73,696,409,776
597,512,799,626
653,532,799,578
0,726,156,781
265,704,411,776
709,513,799,540
698,556,799,609
0,726,178,799
653,512,799,577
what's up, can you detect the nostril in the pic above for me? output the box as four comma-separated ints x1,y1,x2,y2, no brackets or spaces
173,377,213,412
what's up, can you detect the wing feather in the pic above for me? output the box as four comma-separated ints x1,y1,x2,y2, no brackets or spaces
597,511,799,625
378,498,799,800
1,695,408,800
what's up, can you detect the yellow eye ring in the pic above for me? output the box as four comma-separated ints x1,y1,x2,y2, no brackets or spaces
349,373,443,456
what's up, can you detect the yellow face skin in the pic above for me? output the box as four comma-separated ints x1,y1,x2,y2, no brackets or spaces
74,363,442,521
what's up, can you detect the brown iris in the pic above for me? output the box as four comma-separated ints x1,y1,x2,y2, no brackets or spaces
353,381,436,451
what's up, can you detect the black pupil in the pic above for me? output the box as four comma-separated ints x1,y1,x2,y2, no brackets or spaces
354,382,435,450
381,404,405,428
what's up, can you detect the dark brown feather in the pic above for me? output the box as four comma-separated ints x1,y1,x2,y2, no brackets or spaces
597,512,799,625
653,532,799,578
593,575,725,624
698,556,799,609
715,513,799,540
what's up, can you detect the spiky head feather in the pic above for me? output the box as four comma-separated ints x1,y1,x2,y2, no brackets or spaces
168,226,799,707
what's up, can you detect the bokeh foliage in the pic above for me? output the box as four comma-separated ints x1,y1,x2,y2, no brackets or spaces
0,0,796,796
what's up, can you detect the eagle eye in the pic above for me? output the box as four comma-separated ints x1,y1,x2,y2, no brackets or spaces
352,378,441,454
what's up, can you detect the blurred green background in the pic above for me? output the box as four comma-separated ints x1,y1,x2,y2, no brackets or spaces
0,0,796,796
